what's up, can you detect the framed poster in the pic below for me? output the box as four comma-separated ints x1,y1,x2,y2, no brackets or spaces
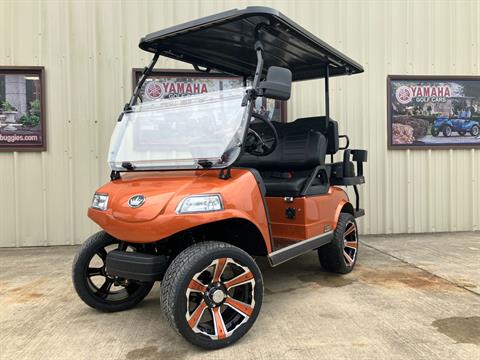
132,69,287,123
387,75,480,149
0,66,46,151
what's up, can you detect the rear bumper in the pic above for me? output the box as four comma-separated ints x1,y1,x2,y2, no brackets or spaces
354,209,365,218
105,250,167,282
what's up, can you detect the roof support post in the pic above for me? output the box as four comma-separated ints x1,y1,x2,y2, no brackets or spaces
252,41,264,88
325,62,333,162
325,62,330,121
238,40,264,160
128,53,160,110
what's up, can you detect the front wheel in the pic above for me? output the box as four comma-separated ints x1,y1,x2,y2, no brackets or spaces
318,213,359,274
160,241,263,349
72,231,154,312
431,126,439,137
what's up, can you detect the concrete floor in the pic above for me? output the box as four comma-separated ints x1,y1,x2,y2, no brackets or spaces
0,233,479,360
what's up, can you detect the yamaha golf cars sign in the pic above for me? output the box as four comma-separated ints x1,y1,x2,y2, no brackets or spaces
387,75,480,149
395,84,452,105
132,69,287,123
144,79,209,100
134,69,243,101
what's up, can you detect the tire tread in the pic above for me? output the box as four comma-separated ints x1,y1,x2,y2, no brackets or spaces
318,213,357,274
160,241,263,349
160,241,233,334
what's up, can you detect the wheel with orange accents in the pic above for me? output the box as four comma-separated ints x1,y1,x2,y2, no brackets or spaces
318,213,358,274
160,241,263,349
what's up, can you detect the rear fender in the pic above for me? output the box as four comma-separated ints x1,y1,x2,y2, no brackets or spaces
333,200,355,229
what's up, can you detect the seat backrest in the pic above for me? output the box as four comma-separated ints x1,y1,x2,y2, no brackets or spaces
289,116,339,155
236,128,327,171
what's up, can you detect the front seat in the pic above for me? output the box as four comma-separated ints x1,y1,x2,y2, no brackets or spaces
235,125,327,197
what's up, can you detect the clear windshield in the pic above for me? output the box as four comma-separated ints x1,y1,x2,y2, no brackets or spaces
108,87,249,170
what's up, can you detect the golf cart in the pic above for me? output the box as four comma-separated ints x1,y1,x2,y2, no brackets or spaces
432,116,480,137
72,7,367,349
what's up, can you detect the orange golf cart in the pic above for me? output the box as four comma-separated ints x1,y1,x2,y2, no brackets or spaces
72,7,367,349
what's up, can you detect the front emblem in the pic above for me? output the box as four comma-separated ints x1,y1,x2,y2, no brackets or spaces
128,194,145,208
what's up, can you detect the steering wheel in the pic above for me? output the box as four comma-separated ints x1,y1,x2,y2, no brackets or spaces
244,112,279,156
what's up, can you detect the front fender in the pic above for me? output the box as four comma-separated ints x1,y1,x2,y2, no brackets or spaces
88,169,271,252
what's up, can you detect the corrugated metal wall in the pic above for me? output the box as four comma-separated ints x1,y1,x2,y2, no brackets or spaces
0,0,479,247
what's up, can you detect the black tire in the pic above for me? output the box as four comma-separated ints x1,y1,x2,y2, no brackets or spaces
443,125,452,137
458,131,466,136
470,125,479,137
431,126,439,137
318,213,359,274
72,231,154,312
160,241,263,350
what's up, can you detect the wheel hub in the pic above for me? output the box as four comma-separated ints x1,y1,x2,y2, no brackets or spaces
205,282,226,306
211,289,225,304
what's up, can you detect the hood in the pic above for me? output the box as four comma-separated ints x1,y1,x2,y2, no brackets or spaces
100,171,210,223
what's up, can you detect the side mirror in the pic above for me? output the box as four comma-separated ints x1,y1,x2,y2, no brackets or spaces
259,66,292,101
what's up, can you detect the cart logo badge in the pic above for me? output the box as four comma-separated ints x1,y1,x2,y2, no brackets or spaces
128,195,145,208
395,85,413,104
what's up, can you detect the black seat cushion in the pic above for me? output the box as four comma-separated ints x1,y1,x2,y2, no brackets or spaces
263,176,306,197
260,170,311,197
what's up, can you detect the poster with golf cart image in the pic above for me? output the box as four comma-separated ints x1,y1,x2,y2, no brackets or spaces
132,69,287,123
0,67,46,151
388,75,480,149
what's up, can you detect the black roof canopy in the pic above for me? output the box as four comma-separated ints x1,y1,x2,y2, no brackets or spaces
139,7,364,82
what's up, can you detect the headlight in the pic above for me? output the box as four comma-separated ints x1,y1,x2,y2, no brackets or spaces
91,193,109,211
176,194,223,214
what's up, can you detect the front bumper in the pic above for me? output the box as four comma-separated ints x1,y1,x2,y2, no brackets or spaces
105,250,167,282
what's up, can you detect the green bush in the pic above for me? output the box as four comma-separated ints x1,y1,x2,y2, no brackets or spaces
0,100,15,112
21,114,40,127
18,100,41,127
30,99,41,116
19,114,40,127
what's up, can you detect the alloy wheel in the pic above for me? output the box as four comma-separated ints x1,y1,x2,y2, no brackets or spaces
343,221,358,267
185,258,255,340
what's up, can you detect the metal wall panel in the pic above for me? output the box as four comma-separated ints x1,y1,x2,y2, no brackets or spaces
0,0,478,247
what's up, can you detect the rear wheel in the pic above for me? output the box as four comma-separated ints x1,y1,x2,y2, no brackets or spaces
160,241,263,349
431,126,439,137
443,125,452,137
318,213,359,274
471,125,479,137
72,231,154,312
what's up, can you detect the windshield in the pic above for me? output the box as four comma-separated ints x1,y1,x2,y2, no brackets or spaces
108,87,249,171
